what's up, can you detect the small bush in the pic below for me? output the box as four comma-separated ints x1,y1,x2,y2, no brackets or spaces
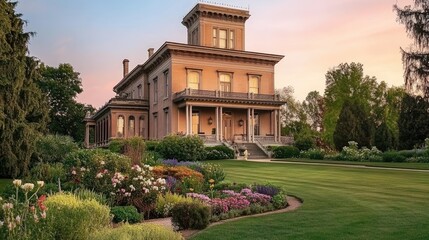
300,148,325,160
156,192,194,217
108,139,126,153
382,151,407,162
111,206,142,223
205,146,234,160
90,223,183,240
73,188,107,205
145,140,160,151
30,162,67,183
272,194,288,209
34,134,78,164
45,193,111,240
199,163,226,183
152,165,203,181
272,146,300,158
253,184,282,197
171,201,211,230
156,135,206,162
293,137,315,151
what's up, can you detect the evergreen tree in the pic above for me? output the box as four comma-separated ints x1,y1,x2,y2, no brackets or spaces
0,1,49,177
398,94,429,149
374,122,396,151
333,100,374,151
394,1,429,98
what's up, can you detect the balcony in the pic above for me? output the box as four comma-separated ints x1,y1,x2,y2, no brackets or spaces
173,88,285,105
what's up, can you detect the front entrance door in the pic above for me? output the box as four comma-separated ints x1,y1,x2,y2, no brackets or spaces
223,112,232,141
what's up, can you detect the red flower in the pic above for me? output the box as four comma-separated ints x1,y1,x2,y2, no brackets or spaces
38,195,47,211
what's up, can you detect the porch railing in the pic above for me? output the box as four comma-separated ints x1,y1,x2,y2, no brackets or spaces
174,88,281,101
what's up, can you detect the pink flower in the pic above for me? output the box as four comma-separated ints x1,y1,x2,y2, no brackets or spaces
41,211,47,219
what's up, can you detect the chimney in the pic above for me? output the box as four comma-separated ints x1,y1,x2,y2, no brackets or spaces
148,48,154,58
122,59,129,77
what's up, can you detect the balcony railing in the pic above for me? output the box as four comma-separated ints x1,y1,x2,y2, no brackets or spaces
174,88,281,102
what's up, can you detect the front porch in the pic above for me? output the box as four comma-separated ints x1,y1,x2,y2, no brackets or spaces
177,105,282,144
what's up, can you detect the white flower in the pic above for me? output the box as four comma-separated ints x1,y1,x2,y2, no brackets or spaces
12,179,22,187
0,221,3,227
152,186,159,191
40,211,46,219
21,183,34,192
100,161,105,165
71,170,77,175
96,173,103,179
33,214,39,223
7,222,15,231
143,188,149,193
124,192,131,197
148,166,153,171
133,177,138,181
15,215,21,224
80,167,86,172
138,175,144,180
0,196,3,201
37,181,45,188
130,185,136,191
2,203,13,211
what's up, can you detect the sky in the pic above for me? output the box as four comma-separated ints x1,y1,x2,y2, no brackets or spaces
16,0,414,108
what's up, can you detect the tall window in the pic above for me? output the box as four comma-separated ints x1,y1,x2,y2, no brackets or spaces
229,31,235,49
213,28,235,49
164,108,169,135
153,77,158,103
164,70,169,98
139,116,145,137
219,29,227,48
129,116,135,137
192,112,200,135
117,115,125,137
187,71,200,90
212,28,217,47
153,113,158,139
137,84,142,99
249,75,260,94
219,73,232,92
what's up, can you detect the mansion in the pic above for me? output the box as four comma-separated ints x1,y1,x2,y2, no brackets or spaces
84,3,287,151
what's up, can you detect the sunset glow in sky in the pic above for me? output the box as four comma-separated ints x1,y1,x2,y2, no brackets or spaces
17,0,413,108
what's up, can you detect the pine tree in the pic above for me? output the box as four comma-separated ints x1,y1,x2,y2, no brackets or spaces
0,1,49,177
398,94,429,149
394,1,429,98
333,100,374,151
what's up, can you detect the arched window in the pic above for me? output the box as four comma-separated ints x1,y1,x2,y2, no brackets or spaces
117,115,125,137
129,116,135,137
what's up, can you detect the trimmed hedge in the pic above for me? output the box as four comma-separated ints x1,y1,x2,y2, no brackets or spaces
272,146,300,158
205,145,234,160
111,206,142,223
156,135,206,162
171,201,211,230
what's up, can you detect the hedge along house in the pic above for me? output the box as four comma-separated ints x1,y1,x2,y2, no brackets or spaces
84,3,287,153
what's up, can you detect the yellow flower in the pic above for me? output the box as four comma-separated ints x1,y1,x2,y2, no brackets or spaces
210,184,214,189
209,179,215,184
189,188,194,192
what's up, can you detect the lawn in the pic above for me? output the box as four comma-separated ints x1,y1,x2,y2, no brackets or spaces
272,158,429,170
191,160,429,240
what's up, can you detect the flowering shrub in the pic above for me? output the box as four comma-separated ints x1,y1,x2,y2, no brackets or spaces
253,184,282,197
152,166,203,181
111,164,166,215
0,180,49,240
240,188,272,206
339,141,382,162
300,148,325,160
199,163,226,183
156,192,194,217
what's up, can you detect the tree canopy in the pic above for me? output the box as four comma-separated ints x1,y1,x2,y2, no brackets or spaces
0,1,49,177
394,1,429,98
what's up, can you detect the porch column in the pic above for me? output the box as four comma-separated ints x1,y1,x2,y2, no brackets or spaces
107,116,111,142
274,110,278,142
247,108,251,142
185,105,189,135
219,107,223,141
189,105,193,135
277,109,281,142
252,108,255,142
85,123,90,148
215,107,219,142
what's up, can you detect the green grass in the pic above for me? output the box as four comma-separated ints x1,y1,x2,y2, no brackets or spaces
0,179,10,194
272,158,429,170
191,160,429,240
